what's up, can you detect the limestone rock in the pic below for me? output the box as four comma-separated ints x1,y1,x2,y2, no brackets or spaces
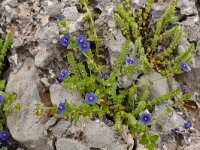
84,120,116,148
49,83,83,106
139,71,169,97
56,138,89,150
155,103,186,132
6,57,49,150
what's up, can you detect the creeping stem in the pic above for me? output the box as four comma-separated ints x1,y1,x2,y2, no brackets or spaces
83,2,100,64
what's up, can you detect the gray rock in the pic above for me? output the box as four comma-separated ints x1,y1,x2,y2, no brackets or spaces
35,23,59,41
63,6,79,21
12,37,24,49
61,0,79,6
177,0,198,16
139,71,169,97
119,75,133,89
34,41,57,68
50,119,70,137
84,121,116,148
34,49,54,68
45,1,63,17
152,2,168,22
181,16,200,42
155,103,186,132
105,29,126,66
108,142,129,150
49,83,83,106
1,0,18,8
6,57,49,150
45,117,58,130
56,138,89,150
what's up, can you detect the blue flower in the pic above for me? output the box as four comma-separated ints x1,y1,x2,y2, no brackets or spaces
61,35,70,47
184,121,192,129
57,102,66,115
0,140,9,147
85,92,98,105
180,86,189,93
75,35,90,52
0,95,4,105
57,15,66,20
79,41,90,52
126,58,136,65
100,72,107,80
180,62,189,72
76,35,87,46
140,114,151,125
58,70,68,83
0,130,10,141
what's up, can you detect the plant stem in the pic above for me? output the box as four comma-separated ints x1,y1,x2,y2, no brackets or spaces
83,2,100,64
19,105,55,110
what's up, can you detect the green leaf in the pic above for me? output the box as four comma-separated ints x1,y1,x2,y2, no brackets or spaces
139,137,149,145
183,93,192,101
15,103,21,111
147,144,155,150
82,14,90,21
67,43,78,49
74,112,80,121
150,135,159,143
3,103,11,113
0,80,5,91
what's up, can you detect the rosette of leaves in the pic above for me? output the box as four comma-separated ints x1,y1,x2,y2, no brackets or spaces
114,0,194,75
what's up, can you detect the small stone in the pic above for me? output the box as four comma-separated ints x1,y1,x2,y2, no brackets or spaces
35,24,59,41
34,42,57,68
50,119,70,137
45,2,62,17
41,15,49,27
40,78,50,87
119,75,133,89
63,7,79,21
56,138,89,150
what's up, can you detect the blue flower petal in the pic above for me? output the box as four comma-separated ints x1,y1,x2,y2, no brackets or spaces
61,35,70,47
184,121,192,129
100,72,107,80
58,70,68,83
57,102,66,115
0,130,10,141
75,35,90,52
57,15,66,20
180,62,189,72
0,95,4,105
126,58,136,65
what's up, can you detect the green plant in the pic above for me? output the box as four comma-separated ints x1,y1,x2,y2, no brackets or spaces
52,0,195,149
79,0,101,63
114,0,194,75
8,0,194,149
